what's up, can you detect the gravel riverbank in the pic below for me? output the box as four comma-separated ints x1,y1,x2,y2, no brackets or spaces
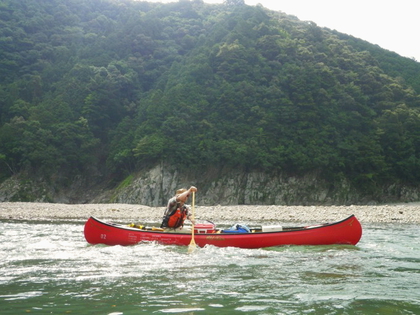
1,202,419,224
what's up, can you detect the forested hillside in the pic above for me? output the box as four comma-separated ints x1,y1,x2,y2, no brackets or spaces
1,0,420,203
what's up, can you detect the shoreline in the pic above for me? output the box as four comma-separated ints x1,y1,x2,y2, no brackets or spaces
1,202,419,224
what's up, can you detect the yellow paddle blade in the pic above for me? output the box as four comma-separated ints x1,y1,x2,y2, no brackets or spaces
187,238,196,254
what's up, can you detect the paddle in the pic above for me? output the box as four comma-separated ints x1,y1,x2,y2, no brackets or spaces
187,191,196,254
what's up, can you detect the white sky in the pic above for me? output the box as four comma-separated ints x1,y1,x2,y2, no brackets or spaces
148,0,420,62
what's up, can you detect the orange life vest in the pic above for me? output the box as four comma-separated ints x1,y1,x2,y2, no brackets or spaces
162,205,187,229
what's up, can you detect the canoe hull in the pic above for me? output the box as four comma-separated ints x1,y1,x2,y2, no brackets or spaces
84,215,362,248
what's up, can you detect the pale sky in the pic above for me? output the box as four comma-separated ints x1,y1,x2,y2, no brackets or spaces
148,0,420,62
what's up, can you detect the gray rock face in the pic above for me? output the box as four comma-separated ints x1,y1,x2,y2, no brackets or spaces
93,164,419,206
1,163,420,206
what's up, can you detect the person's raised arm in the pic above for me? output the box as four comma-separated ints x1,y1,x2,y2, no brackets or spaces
176,186,197,203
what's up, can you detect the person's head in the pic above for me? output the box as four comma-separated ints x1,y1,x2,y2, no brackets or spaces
176,188,187,195
175,188,188,204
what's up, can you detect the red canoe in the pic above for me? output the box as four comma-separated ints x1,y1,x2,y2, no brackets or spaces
84,215,362,248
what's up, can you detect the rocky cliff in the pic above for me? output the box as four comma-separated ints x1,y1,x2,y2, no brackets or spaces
2,163,418,206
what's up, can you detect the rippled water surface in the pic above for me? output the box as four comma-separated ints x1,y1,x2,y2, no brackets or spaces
1,219,419,314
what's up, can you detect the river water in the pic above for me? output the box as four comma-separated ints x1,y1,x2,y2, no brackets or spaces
1,219,419,314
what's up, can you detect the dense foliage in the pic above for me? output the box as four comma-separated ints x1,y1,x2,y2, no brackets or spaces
1,0,420,196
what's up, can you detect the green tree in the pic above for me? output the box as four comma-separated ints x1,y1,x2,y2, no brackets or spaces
224,0,245,6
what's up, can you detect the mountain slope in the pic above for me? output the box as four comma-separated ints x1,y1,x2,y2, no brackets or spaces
1,0,420,204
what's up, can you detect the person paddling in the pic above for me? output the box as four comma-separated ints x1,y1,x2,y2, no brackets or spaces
161,186,197,229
